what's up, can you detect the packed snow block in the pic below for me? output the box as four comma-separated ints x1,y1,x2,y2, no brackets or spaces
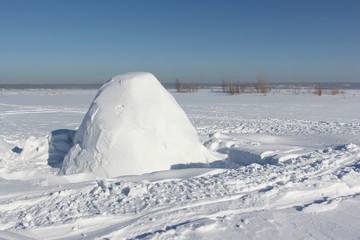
61,72,215,177
226,147,278,168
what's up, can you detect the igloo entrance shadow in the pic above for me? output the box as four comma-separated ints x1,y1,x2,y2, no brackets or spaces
47,129,75,168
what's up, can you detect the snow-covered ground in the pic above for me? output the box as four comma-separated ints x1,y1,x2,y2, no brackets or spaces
1,88,360,239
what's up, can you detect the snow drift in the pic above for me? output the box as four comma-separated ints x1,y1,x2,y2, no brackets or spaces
61,72,215,177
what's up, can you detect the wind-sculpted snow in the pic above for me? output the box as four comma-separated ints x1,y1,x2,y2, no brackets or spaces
1,144,359,239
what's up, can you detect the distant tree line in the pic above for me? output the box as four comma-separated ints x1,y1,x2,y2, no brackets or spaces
221,73,271,95
175,79,198,93
221,80,241,94
174,75,344,97
313,84,343,96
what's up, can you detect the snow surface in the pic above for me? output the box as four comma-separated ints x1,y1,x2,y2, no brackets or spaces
61,72,216,177
0,86,360,239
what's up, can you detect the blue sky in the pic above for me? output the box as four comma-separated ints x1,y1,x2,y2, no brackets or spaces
0,0,359,84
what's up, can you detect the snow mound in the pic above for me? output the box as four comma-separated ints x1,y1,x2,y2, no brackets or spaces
61,72,215,177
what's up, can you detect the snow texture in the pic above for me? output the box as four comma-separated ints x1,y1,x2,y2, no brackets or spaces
1,86,360,239
61,72,215,177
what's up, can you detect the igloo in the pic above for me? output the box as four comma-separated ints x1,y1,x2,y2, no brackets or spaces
61,72,215,177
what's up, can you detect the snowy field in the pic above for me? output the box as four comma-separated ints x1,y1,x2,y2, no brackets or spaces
1,87,360,239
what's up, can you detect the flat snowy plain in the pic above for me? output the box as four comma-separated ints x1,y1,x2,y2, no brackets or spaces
1,87,360,239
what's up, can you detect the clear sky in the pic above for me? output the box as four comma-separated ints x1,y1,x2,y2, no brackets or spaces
0,0,359,84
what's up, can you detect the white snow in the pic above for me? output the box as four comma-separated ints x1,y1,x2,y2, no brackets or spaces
0,83,360,239
0,138,13,161
61,72,215,177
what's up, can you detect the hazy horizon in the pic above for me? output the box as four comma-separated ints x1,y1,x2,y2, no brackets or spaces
1,0,359,84
2,81,360,90
1,74,360,85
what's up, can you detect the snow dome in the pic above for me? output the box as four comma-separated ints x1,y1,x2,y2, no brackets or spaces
61,72,214,177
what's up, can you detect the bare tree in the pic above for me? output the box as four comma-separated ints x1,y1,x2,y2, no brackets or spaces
292,85,301,95
256,73,270,95
314,84,322,96
328,85,342,95
175,79,181,92
221,80,241,95
221,79,226,93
